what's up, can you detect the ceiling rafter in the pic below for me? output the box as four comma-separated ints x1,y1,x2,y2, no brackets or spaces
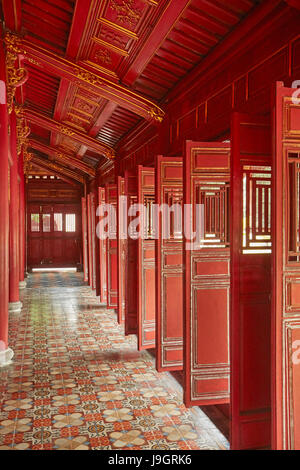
31,155,85,185
7,33,165,124
23,107,115,159
28,139,96,178
121,0,192,86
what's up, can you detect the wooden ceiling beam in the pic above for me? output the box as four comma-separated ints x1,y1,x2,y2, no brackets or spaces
8,34,165,124
23,107,115,159
121,0,192,86
28,139,96,178
52,2,93,149
31,155,85,185
30,164,79,187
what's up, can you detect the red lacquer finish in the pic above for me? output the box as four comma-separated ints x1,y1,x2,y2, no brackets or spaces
18,151,26,284
272,82,300,450
117,176,126,324
81,197,89,282
0,30,10,348
98,187,107,304
90,192,97,291
124,170,138,336
230,113,272,450
137,166,155,351
155,156,183,372
106,183,118,309
27,203,81,268
183,141,230,408
9,109,21,304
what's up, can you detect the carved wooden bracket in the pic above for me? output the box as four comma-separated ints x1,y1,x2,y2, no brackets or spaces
4,32,28,114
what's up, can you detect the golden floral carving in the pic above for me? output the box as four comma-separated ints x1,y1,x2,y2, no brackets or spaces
59,126,76,137
23,150,33,176
94,49,112,66
4,33,28,113
148,107,164,123
74,68,104,87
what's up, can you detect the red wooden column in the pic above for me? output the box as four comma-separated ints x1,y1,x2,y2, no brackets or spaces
19,150,26,289
0,30,14,366
87,194,93,288
8,108,22,313
81,197,89,283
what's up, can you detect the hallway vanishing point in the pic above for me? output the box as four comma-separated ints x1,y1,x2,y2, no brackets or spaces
0,272,228,450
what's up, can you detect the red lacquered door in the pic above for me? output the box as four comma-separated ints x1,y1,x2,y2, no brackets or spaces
231,113,272,450
117,176,126,323
87,194,93,287
156,156,183,372
90,192,97,290
106,183,118,309
124,170,138,335
81,197,89,282
184,141,230,408
272,82,300,450
98,187,107,304
137,166,155,350
28,204,81,268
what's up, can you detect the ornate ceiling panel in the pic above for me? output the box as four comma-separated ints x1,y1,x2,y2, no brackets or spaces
1,0,263,184
133,0,262,100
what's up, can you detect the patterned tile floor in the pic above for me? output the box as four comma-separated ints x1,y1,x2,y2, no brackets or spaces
0,272,229,450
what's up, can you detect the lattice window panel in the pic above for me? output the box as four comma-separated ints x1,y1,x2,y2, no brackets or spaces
242,165,272,254
195,181,230,248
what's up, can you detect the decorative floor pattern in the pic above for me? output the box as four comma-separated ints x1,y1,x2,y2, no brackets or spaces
0,272,229,450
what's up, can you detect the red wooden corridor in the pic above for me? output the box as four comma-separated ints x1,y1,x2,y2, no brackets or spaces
1,0,300,451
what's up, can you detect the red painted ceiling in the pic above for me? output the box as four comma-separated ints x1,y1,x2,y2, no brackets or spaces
1,0,262,182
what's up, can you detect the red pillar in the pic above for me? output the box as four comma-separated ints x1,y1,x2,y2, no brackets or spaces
18,150,26,289
0,29,14,366
8,109,22,313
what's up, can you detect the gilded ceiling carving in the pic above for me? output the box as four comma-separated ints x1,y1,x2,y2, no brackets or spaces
109,0,142,28
4,33,28,113
94,49,112,65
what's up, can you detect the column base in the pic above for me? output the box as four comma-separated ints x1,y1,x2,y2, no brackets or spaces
0,347,14,367
8,301,23,313
19,280,27,289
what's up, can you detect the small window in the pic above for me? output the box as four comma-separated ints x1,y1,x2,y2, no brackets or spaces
31,214,40,232
42,214,51,233
66,214,76,232
54,213,63,232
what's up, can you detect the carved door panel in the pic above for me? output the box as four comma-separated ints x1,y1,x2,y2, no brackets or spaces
137,166,156,350
81,197,89,282
106,183,118,309
98,187,107,304
117,176,126,324
272,82,300,450
156,156,183,372
231,113,272,450
184,142,230,408
124,170,138,335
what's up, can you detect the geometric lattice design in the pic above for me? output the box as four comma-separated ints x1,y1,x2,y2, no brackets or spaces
242,165,272,254
288,152,300,262
196,181,230,248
